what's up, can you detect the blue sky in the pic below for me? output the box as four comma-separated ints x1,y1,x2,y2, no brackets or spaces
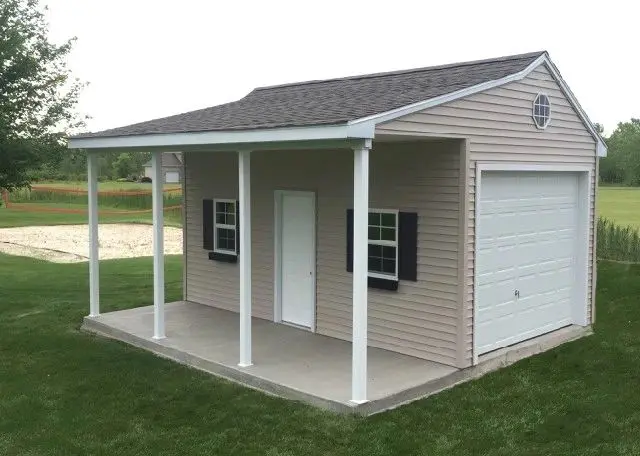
47,0,638,134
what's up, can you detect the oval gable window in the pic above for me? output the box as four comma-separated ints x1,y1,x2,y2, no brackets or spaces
533,93,551,129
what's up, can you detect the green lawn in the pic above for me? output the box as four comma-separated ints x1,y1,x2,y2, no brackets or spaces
598,186,640,229
0,254,639,454
34,181,181,191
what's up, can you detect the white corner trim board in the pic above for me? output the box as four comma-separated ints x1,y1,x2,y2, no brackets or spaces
68,54,606,157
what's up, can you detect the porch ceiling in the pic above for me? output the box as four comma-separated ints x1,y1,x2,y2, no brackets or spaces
83,301,458,414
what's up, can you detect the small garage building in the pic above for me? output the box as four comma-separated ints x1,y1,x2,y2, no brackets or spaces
69,50,606,413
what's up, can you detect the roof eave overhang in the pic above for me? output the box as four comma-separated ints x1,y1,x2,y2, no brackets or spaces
67,123,376,151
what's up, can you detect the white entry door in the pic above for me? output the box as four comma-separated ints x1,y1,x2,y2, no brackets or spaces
476,171,582,355
279,191,316,329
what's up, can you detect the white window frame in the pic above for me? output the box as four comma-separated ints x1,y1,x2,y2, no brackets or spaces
367,208,399,280
533,92,551,129
214,198,237,255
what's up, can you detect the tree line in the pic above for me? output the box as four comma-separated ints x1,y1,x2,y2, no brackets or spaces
599,119,640,185
34,150,152,182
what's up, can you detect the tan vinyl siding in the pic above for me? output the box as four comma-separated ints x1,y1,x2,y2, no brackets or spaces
377,63,597,367
184,141,462,366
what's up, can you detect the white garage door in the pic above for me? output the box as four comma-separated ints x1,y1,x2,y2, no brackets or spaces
165,171,180,183
476,171,581,355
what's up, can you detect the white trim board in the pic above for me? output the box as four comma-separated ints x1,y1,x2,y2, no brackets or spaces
472,163,592,365
68,124,375,150
68,54,606,157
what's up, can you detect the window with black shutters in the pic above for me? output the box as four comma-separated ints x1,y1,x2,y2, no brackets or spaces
367,210,398,280
214,199,237,255
346,208,418,290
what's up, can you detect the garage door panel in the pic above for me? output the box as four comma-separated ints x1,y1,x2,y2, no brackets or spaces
477,283,517,320
476,245,518,274
476,171,579,355
517,239,573,267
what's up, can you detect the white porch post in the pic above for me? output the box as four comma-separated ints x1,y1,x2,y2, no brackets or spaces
87,152,100,317
238,150,252,367
152,151,166,339
351,139,371,404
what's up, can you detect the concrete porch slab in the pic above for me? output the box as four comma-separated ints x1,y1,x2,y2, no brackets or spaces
82,301,458,414
82,301,592,415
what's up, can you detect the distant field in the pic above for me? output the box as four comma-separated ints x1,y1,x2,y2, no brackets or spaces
0,205,182,228
598,187,640,229
33,181,181,191
2,181,183,228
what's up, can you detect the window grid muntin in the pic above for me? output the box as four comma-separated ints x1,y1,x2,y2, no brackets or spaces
214,199,237,255
367,208,399,280
533,93,551,129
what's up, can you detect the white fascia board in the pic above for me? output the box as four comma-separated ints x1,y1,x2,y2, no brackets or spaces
68,122,375,150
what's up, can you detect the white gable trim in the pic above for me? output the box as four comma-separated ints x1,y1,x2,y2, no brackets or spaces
349,54,607,157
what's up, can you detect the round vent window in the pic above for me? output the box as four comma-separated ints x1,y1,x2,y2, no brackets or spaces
533,93,551,129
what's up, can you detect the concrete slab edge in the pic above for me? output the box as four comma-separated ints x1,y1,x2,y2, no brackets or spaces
362,325,593,415
81,317,356,414
82,318,592,416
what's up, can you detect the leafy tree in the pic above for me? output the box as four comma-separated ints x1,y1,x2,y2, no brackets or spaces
112,153,135,179
600,119,640,185
0,0,84,191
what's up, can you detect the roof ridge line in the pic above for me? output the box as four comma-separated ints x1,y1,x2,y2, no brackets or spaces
253,50,547,92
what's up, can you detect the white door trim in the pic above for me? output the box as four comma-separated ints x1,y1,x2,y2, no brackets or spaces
472,163,592,365
273,190,317,331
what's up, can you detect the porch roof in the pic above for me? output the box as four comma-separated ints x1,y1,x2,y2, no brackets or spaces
72,52,544,139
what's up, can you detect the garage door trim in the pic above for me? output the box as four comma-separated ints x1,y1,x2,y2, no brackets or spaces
472,162,592,365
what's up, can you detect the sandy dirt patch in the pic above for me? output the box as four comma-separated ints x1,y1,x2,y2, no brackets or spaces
0,224,183,263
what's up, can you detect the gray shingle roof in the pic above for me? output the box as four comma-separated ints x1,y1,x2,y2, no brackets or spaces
76,51,545,139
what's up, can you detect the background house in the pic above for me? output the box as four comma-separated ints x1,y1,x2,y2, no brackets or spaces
143,152,183,183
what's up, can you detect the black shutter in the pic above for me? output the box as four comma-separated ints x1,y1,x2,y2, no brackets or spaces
203,199,214,250
398,212,418,281
235,200,240,255
346,209,354,272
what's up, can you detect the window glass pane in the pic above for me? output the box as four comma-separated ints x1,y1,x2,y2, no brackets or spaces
368,226,380,240
368,212,380,226
381,213,395,227
368,257,382,272
226,213,235,225
534,104,541,117
368,244,382,257
216,213,226,224
217,232,229,250
382,259,396,274
381,228,395,242
217,228,236,251
382,246,396,258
